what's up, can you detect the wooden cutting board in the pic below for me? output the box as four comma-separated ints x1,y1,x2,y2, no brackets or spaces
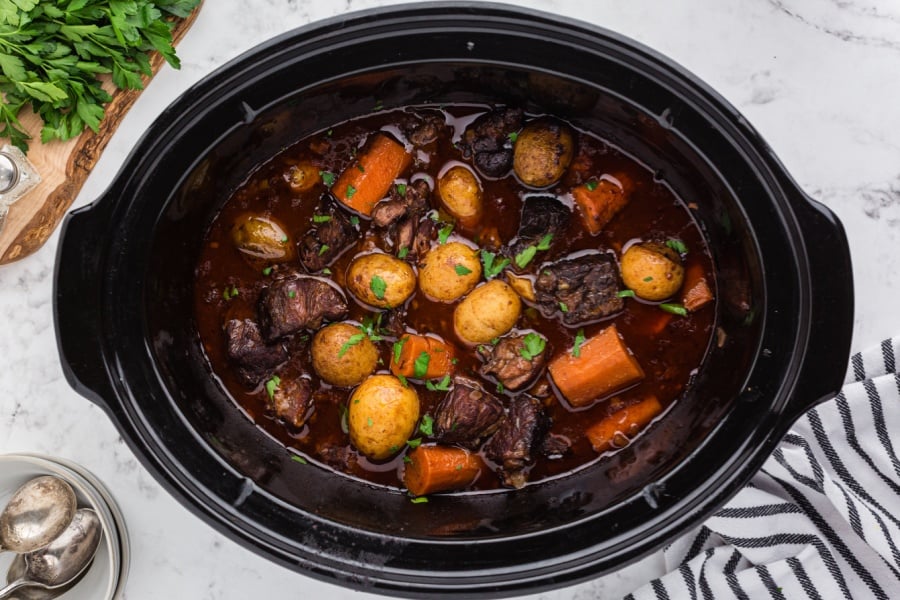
0,5,203,265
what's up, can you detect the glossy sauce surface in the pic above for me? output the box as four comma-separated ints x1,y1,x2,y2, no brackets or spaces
193,105,715,491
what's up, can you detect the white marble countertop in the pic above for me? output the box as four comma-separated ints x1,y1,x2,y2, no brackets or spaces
1,0,898,598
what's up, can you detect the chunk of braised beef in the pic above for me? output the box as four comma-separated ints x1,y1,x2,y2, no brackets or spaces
534,253,623,325
433,378,504,449
372,198,409,228
371,180,432,257
401,110,446,146
224,318,288,386
318,443,357,471
507,196,570,261
540,433,572,459
412,217,437,260
269,377,314,428
380,308,407,338
478,335,547,392
258,275,348,341
298,201,357,272
459,107,524,178
483,396,549,489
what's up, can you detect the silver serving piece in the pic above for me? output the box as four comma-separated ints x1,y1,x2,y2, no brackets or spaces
0,145,41,234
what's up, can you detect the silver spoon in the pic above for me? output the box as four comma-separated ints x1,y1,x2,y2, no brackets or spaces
4,554,84,600
0,509,102,598
0,477,77,554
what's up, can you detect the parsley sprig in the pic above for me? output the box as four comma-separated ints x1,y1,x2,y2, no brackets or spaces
0,0,202,152
519,332,546,361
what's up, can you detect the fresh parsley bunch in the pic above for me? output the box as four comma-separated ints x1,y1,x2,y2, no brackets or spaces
0,0,201,152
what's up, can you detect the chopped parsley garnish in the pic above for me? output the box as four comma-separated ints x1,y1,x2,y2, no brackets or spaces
438,222,454,244
617,289,636,298
481,250,510,279
319,170,336,186
367,417,374,427
507,131,519,143
496,382,505,394
660,303,688,316
572,329,586,358
262,266,273,276
419,414,434,436
410,496,429,504
370,275,387,300
346,184,357,199
666,238,688,254
514,234,552,269
265,376,281,401
280,234,289,243
536,233,553,251
222,286,239,301
373,99,384,111
288,290,296,299
393,337,408,365
491,337,500,345
585,180,599,191
398,246,410,259
455,464,463,471
559,302,569,313
413,351,431,378
322,268,332,275
349,215,360,227
356,164,365,173
312,214,332,223
397,373,409,388
454,264,473,276
338,333,366,358
397,183,408,196
425,375,453,392
318,244,330,256
403,455,413,463
515,246,537,269
643,276,654,282
520,333,547,361
406,437,422,448
291,455,308,465
358,314,384,342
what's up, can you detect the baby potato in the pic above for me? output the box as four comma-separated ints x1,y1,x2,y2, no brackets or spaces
513,118,575,188
419,242,482,302
231,214,293,261
620,242,685,301
311,322,378,387
454,279,522,344
346,252,417,308
438,164,482,226
505,272,536,302
349,374,420,460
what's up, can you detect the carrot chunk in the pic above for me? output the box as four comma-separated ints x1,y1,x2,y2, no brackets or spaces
390,334,455,380
333,133,411,216
681,263,714,312
585,395,663,453
547,324,644,407
572,172,633,235
403,445,482,496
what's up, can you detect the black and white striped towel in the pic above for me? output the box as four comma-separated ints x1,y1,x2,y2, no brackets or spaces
628,338,900,599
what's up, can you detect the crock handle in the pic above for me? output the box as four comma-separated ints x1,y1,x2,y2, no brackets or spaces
784,191,854,420
53,198,118,416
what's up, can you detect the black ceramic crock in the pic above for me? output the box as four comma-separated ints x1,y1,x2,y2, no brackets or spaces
54,3,853,597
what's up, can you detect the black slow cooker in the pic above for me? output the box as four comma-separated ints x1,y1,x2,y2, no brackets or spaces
54,3,853,597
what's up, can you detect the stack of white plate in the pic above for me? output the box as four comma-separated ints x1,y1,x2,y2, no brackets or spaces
0,454,129,599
